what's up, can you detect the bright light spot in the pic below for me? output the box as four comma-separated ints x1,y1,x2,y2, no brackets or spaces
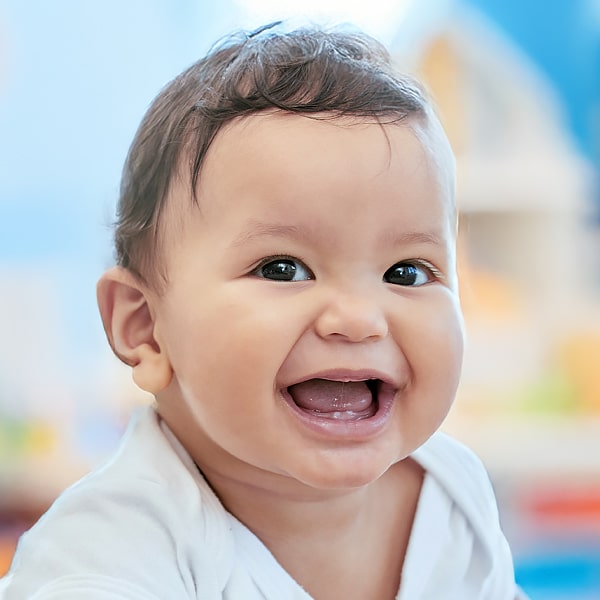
232,0,417,44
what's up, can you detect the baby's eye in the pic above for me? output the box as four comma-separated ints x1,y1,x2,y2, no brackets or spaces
252,257,313,282
383,262,434,286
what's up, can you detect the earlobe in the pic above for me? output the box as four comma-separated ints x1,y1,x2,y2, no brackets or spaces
130,342,173,396
97,267,173,394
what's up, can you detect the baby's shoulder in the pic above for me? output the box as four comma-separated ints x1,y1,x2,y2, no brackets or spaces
416,431,491,482
4,408,233,598
402,435,518,598
38,407,209,526
412,432,500,528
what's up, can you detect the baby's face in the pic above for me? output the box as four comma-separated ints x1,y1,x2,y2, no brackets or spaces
153,112,464,492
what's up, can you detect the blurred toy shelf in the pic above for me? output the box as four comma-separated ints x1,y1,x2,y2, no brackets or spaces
0,393,146,511
0,452,91,510
415,19,600,500
443,412,600,482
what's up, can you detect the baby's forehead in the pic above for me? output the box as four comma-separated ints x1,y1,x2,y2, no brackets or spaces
207,110,453,181
169,110,455,221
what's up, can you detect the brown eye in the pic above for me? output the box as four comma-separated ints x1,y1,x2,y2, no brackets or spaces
383,263,430,286
254,257,313,282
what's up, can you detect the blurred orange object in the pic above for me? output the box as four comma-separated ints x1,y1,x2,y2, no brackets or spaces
519,484,600,533
0,536,16,577
559,332,600,412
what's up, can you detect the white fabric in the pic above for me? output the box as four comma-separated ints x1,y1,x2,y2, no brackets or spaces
0,407,521,599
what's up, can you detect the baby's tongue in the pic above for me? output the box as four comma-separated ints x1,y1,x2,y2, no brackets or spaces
288,378,374,418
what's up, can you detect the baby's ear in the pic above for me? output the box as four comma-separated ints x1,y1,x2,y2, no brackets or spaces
97,267,173,395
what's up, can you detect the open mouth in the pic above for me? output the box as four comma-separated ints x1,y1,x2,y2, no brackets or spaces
286,378,381,421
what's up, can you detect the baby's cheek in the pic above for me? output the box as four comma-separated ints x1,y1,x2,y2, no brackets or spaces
411,300,463,378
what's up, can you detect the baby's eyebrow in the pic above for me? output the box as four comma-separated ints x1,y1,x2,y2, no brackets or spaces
382,230,445,247
230,221,309,247
230,220,445,249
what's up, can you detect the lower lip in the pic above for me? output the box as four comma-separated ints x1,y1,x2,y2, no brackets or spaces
279,384,397,440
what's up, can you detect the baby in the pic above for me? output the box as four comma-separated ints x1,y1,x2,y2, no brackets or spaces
1,23,527,599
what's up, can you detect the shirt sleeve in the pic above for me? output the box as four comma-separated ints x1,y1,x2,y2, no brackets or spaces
0,482,198,599
25,574,162,600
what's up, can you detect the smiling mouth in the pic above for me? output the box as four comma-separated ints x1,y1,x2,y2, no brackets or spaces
287,378,381,421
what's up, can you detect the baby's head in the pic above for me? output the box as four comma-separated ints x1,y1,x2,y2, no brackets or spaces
99,24,463,493
114,23,442,291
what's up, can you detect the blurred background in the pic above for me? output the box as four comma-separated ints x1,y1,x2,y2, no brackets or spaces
0,1,599,597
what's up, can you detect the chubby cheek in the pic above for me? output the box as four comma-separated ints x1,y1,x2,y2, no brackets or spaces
398,295,464,428
160,288,306,423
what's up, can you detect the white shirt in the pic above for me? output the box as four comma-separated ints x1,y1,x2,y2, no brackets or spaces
0,408,521,599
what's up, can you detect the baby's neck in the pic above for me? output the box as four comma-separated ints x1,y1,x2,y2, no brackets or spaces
161,402,424,598
204,458,424,600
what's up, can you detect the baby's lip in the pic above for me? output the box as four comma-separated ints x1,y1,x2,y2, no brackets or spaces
279,368,401,437
282,368,399,390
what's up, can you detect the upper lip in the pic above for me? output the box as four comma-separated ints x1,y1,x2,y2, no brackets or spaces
283,368,400,389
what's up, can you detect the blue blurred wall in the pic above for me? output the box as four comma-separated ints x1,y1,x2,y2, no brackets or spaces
468,0,599,177
0,1,234,373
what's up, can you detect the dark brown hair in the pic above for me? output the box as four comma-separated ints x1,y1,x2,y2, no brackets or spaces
115,23,430,289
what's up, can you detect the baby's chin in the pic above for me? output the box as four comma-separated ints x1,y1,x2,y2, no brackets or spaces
277,445,406,493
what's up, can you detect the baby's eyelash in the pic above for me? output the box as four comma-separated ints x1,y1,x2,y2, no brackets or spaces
250,254,302,271
412,258,444,280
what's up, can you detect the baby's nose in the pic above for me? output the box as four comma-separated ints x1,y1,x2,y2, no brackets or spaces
314,291,389,343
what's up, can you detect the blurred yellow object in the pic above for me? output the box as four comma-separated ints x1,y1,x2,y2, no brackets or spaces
517,371,577,415
417,34,465,154
559,332,600,413
25,423,57,456
0,420,57,461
